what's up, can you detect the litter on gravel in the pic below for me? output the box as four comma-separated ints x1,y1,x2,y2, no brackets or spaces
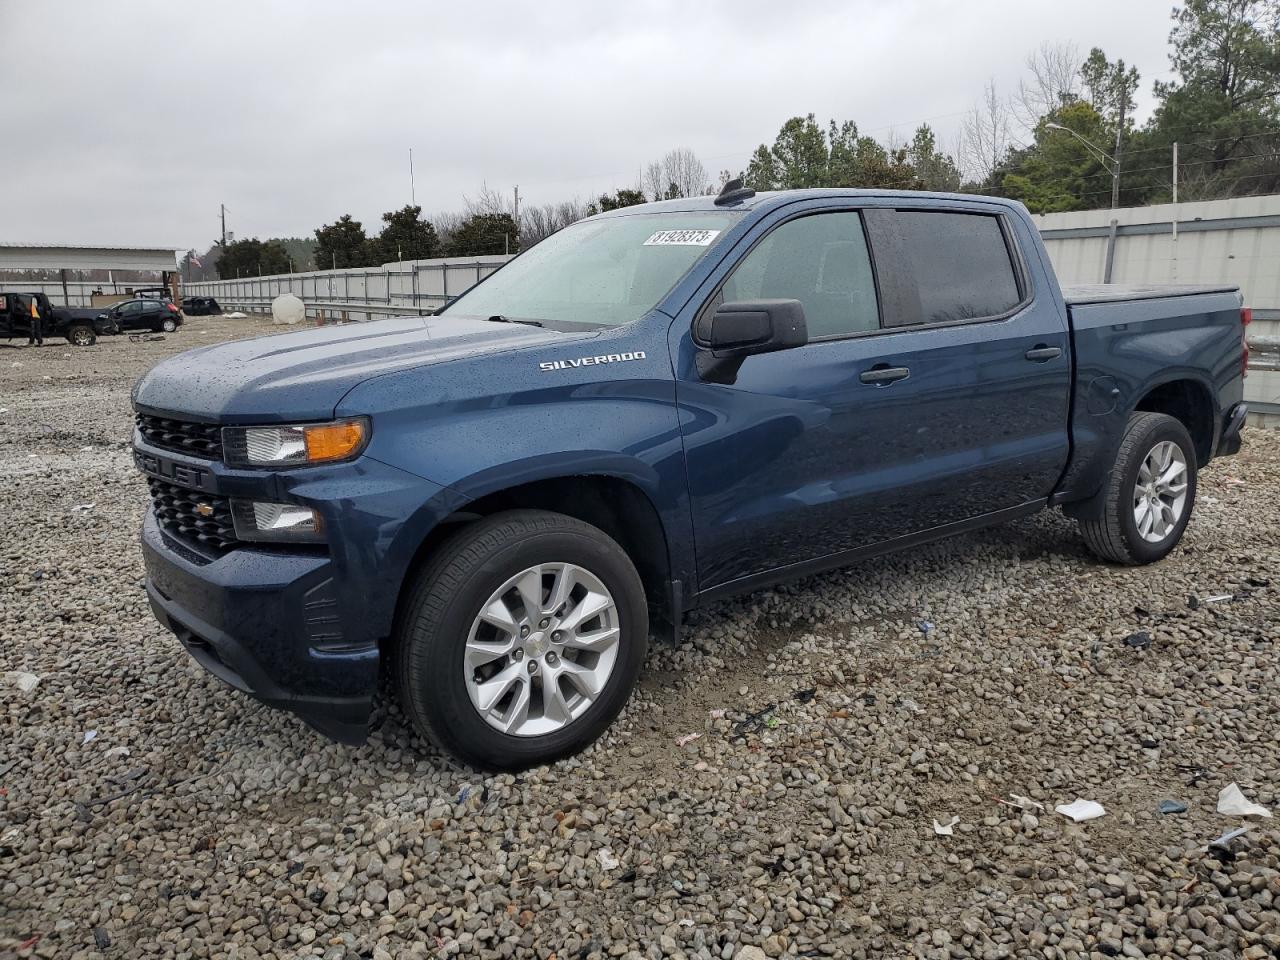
1217,782,1272,818
1210,827,1249,850
932,815,960,836
1055,799,1106,822
1123,631,1152,649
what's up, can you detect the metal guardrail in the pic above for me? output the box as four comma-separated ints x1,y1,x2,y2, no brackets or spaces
210,297,445,320
1249,333,1279,372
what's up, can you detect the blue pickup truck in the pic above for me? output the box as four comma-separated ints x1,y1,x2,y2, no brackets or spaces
132,184,1249,768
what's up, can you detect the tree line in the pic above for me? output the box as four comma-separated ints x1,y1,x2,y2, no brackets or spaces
189,0,1278,280
736,0,1278,212
191,147,717,280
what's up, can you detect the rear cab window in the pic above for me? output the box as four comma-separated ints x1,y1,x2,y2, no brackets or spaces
866,208,1027,329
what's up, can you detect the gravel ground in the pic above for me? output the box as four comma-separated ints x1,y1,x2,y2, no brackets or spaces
2,316,1279,960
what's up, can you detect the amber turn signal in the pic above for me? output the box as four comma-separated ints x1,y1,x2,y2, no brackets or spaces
304,420,368,463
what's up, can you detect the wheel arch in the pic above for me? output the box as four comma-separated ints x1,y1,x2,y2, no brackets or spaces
1131,374,1217,466
391,471,676,648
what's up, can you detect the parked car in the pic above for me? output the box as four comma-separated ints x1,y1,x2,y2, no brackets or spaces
130,286,175,302
131,185,1249,769
105,297,184,333
182,296,222,316
0,292,116,346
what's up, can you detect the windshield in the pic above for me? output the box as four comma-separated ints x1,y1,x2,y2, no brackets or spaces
440,211,737,328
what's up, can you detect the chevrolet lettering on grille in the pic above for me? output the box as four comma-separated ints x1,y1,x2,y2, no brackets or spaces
134,450,210,490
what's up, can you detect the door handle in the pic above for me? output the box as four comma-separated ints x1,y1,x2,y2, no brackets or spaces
859,365,910,385
1024,345,1062,362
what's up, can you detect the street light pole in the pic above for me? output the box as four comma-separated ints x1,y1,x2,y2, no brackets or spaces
1045,122,1121,209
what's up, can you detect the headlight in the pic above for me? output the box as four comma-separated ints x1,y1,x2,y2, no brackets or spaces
230,499,325,543
222,418,369,467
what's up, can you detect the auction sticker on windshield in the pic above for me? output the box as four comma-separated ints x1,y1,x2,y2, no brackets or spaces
643,229,720,246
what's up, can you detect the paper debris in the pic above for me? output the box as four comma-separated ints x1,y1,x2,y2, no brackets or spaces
82,730,98,745
675,732,702,747
933,816,960,836
1055,799,1106,822
1217,783,1272,818
596,848,620,871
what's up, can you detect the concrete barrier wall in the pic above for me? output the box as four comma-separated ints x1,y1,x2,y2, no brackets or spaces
178,255,513,314
1035,194,1280,423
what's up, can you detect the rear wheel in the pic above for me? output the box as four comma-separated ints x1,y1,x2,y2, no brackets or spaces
396,510,648,769
160,318,177,333
1077,412,1197,564
67,323,96,347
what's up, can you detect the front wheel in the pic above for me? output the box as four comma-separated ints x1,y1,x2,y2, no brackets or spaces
396,510,648,769
67,323,96,347
1077,411,1198,565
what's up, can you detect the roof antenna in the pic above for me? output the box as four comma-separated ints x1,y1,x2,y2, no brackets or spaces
715,177,756,206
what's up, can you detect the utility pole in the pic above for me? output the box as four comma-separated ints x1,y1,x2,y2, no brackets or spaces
513,184,520,233
1110,87,1127,210
1172,141,1180,243
409,148,416,206
220,204,227,248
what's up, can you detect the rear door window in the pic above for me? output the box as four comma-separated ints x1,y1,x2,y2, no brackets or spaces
884,211,1022,326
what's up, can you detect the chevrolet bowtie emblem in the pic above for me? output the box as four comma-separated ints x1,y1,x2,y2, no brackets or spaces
194,502,214,517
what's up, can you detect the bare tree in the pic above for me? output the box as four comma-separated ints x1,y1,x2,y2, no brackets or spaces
430,210,465,251
521,199,590,245
960,80,1013,186
1014,41,1082,131
642,148,711,200
462,182,515,217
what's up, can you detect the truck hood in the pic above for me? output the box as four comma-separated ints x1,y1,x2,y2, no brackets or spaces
133,315,577,422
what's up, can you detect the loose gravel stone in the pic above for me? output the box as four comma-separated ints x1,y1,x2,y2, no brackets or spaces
2,314,1279,958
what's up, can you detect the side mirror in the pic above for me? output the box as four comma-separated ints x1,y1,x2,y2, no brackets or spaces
700,299,807,358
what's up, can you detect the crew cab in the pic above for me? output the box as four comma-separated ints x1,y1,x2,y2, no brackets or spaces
0,292,116,346
131,186,1248,769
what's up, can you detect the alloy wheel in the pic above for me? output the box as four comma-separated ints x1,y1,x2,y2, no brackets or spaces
464,562,620,737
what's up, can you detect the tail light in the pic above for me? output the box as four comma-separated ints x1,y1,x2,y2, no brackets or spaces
1242,307,1252,378
167,302,179,313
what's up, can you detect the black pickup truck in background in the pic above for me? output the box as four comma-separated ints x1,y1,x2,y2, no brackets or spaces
0,292,117,346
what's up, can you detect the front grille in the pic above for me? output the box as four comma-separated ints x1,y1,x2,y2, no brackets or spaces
147,479,239,554
136,413,223,460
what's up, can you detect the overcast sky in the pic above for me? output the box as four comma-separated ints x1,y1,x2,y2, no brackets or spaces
1,0,1178,250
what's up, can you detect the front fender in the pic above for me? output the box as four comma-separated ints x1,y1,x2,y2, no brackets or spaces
337,342,695,595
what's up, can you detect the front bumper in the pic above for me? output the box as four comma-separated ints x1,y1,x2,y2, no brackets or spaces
135,434,455,744
143,513,376,743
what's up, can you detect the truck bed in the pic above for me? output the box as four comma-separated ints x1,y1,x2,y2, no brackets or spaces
1062,283,1239,305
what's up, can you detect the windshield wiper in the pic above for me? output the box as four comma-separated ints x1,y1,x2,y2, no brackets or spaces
487,314,544,327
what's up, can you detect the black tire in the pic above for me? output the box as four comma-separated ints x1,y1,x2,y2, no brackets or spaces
160,318,177,333
396,510,648,769
67,324,96,347
1077,412,1198,565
